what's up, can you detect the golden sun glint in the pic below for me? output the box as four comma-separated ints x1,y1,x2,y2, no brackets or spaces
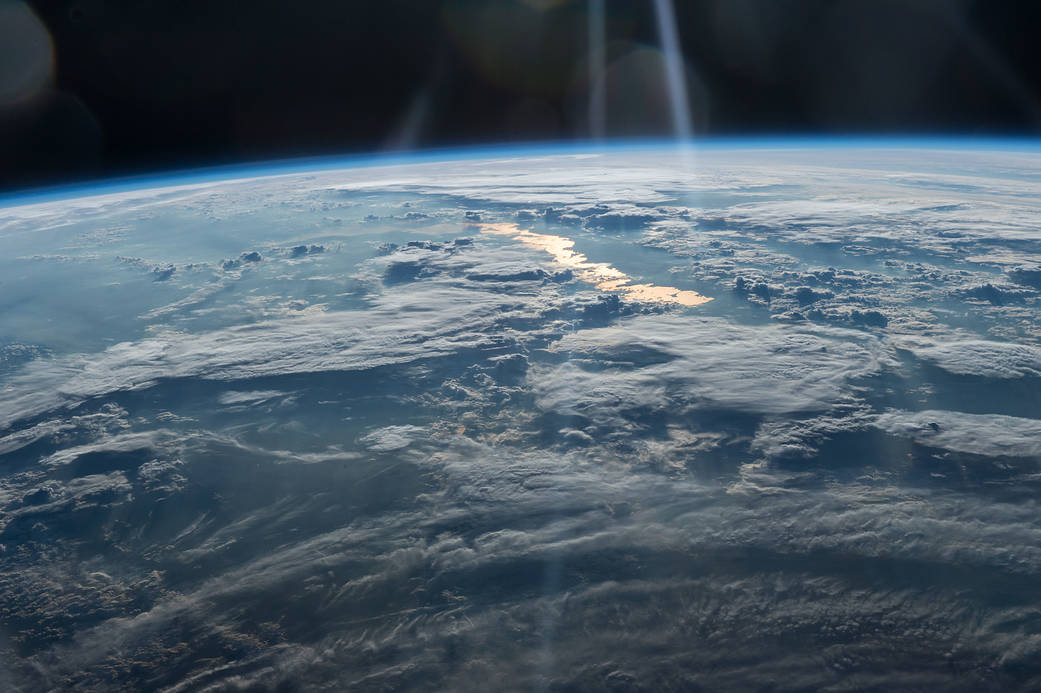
477,222,712,307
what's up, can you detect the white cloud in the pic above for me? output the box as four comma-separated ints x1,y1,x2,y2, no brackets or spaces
360,425,424,452
533,315,889,419
6,145,1041,691
0,280,566,431
217,390,290,406
875,409,1041,458
904,339,1041,379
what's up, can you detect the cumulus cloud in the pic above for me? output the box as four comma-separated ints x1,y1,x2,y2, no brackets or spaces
0,403,130,456
751,407,876,460
17,431,1041,690
875,409,1041,458
360,425,424,452
4,472,132,526
0,280,566,431
38,429,181,467
533,316,889,420
217,390,290,406
905,340,1041,379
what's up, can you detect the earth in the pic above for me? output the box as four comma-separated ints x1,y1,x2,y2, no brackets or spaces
2,141,1041,691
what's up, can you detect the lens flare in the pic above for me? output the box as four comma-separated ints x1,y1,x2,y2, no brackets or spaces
587,0,606,140
0,0,54,107
652,0,693,141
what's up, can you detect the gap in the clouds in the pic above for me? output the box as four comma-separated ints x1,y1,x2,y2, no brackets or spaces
797,426,1041,496
884,354,1041,420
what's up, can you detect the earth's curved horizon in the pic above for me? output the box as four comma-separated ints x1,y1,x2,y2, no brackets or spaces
3,141,1041,690
6,135,1041,209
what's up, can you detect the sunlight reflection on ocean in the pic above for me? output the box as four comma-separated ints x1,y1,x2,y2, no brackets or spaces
478,221,712,306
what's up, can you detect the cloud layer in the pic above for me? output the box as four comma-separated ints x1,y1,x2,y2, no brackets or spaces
2,146,1041,690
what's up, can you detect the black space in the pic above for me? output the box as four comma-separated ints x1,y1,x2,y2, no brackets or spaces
3,0,1041,191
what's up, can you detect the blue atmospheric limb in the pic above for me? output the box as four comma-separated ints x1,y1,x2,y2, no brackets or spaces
4,134,1041,209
